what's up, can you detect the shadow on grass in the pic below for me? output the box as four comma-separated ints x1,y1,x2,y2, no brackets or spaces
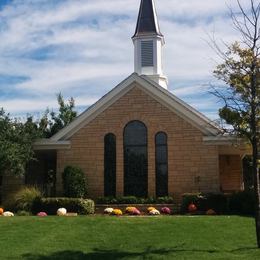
22,246,259,260
23,248,173,260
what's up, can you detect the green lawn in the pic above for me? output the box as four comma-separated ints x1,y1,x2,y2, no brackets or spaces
0,216,260,259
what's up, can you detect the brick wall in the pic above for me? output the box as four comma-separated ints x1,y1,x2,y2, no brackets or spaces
56,84,221,200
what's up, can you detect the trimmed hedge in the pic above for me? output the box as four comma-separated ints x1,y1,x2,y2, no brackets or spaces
96,196,174,204
181,191,255,215
229,190,255,215
33,198,95,215
181,193,228,214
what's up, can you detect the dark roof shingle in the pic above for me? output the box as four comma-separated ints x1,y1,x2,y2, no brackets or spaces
133,0,163,38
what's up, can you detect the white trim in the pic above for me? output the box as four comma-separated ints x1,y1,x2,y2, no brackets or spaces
152,0,161,39
50,73,221,141
34,140,71,150
203,136,239,145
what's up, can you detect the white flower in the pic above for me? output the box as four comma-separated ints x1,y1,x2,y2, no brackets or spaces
3,211,14,217
57,208,67,216
149,209,160,215
104,208,114,214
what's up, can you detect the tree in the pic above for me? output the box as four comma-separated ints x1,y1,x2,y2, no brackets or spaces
39,93,77,138
0,93,77,177
0,109,40,176
212,0,260,247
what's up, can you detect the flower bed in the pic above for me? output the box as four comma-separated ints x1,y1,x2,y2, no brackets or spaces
96,204,177,215
102,205,175,217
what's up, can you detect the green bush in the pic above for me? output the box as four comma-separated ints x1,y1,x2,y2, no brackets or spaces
12,186,42,213
229,190,255,215
96,196,118,204
33,197,94,215
96,196,174,204
181,193,202,213
156,196,174,204
181,193,228,214
62,166,87,198
16,210,31,216
116,196,140,204
206,193,228,214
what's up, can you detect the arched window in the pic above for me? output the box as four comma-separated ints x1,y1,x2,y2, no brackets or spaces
104,133,116,197
124,121,148,197
155,132,168,197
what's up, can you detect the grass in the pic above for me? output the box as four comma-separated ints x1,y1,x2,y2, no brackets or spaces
0,216,260,259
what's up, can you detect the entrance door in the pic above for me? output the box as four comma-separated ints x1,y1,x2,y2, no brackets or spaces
124,121,148,197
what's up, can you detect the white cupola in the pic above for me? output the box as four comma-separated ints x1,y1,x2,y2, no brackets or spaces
132,0,168,89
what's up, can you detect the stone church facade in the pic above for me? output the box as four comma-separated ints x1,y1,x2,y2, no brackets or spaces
0,0,249,203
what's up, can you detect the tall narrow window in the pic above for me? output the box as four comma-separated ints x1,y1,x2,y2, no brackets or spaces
155,132,168,197
141,40,154,67
104,133,116,197
124,121,148,197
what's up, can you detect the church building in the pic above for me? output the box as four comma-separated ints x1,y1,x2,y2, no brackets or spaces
1,0,249,202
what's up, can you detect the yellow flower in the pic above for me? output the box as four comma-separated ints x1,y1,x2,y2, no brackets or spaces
147,207,156,212
126,207,136,213
112,209,123,216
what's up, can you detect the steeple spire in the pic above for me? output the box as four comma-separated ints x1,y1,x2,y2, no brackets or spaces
133,0,163,38
132,0,168,89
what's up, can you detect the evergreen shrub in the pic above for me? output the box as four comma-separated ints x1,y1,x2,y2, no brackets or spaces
62,166,87,198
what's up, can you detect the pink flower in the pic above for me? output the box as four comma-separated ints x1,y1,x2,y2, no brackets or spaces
37,212,48,217
132,209,141,215
161,207,171,215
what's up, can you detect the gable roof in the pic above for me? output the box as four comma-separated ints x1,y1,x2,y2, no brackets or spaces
48,73,221,143
133,0,163,38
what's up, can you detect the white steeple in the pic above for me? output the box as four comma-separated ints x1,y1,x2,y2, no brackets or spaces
132,0,168,89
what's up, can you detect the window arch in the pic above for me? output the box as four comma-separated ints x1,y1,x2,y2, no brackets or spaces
124,121,148,197
104,133,116,197
155,132,168,197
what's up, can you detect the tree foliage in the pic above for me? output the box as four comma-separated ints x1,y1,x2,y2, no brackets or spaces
0,93,77,176
214,42,260,143
39,93,77,138
0,109,40,176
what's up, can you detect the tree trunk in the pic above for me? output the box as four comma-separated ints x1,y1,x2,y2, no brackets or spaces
252,140,260,248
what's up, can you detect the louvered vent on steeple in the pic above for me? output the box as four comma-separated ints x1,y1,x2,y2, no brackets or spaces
141,41,153,67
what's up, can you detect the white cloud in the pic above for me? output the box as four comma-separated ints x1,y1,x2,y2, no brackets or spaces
0,94,98,114
0,0,252,118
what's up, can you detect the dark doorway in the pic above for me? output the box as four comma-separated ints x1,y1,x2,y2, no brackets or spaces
25,151,57,196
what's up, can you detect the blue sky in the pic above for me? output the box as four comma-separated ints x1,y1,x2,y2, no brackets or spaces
0,0,250,120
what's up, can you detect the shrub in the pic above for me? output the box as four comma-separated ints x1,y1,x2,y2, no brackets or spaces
17,210,31,216
96,196,174,204
96,196,118,204
181,193,228,214
62,166,87,198
181,193,202,213
229,190,255,215
205,193,228,214
33,197,94,215
12,186,42,213
156,196,174,204
116,196,139,204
